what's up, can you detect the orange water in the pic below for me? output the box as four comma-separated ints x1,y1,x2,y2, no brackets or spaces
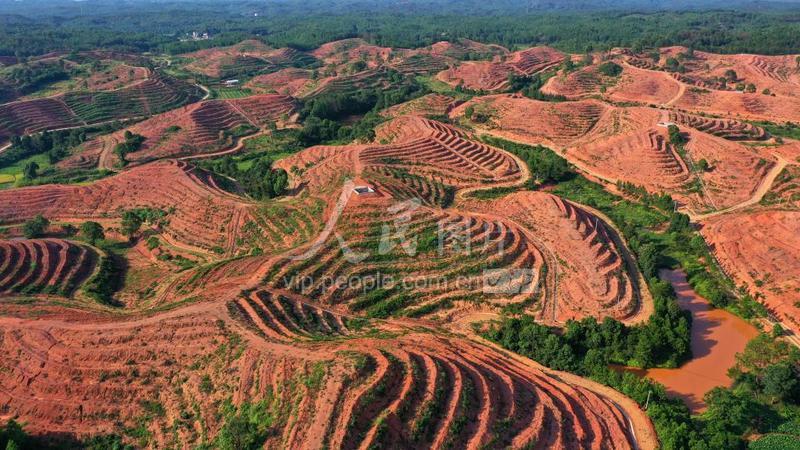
634,269,758,413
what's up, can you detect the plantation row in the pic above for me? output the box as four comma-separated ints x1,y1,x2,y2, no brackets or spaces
0,72,203,142
0,239,96,297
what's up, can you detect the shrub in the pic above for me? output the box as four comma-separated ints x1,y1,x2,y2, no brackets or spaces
22,214,49,238
80,221,105,245
121,211,143,240
597,61,622,77
667,124,687,146
83,253,123,306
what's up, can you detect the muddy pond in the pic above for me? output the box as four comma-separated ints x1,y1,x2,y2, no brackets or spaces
625,269,759,413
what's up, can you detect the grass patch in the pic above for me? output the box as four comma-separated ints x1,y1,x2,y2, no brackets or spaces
0,152,51,188
212,87,253,99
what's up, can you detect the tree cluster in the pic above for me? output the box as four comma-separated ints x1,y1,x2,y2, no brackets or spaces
4,129,88,170
198,156,289,200
113,130,146,166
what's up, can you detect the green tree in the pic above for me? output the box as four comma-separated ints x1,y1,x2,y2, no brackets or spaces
724,69,738,81
762,362,798,402
665,57,680,71
80,221,105,245
22,214,49,238
696,158,710,172
638,243,660,279
121,211,143,240
597,62,622,77
668,212,691,233
667,124,687,146
22,161,39,180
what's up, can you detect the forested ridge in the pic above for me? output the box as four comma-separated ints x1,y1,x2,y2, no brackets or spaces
3,4,800,58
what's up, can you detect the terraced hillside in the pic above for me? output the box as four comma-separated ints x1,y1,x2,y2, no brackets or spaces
0,161,249,254
366,115,522,188
389,54,451,75
450,95,609,148
0,97,84,141
761,165,800,209
263,198,545,319
302,67,398,98
59,94,296,168
465,191,646,324
245,68,314,96
62,72,204,123
702,210,800,334
0,300,640,449
182,39,319,79
606,65,681,105
429,39,509,60
16,39,800,449
0,72,203,142
0,239,97,297
381,93,457,118
541,65,608,99
668,111,768,141
310,38,393,67
436,46,564,91
673,88,800,123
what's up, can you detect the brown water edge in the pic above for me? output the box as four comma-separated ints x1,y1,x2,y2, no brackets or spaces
619,269,759,414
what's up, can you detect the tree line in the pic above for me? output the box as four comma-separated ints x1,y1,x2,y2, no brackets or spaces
4,9,800,58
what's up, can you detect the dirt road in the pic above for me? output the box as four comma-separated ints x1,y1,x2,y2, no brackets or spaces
689,156,788,221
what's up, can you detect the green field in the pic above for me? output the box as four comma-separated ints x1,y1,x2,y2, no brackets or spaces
240,130,303,165
414,75,471,100
0,153,51,189
212,87,253,99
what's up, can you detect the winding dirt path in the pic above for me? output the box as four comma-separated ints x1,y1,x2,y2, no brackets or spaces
689,155,788,221
179,130,267,162
196,83,211,101
664,78,687,107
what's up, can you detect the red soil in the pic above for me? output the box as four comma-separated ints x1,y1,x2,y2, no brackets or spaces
678,50,800,99
506,46,566,75
453,95,772,212
436,46,565,92
668,111,767,141
681,129,774,212
465,191,645,324
0,297,638,448
85,64,149,91
182,39,275,78
381,93,458,118
0,160,249,253
0,97,84,141
59,94,296,168
702,210,800,335
366,115,522,188
606,65,682,105
761,164,800,209
310,38,393,67
429,39,509,60
450,94,610,148
245,68,313,96
541,65,608,99
673,88,800,123
437,61,517,91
